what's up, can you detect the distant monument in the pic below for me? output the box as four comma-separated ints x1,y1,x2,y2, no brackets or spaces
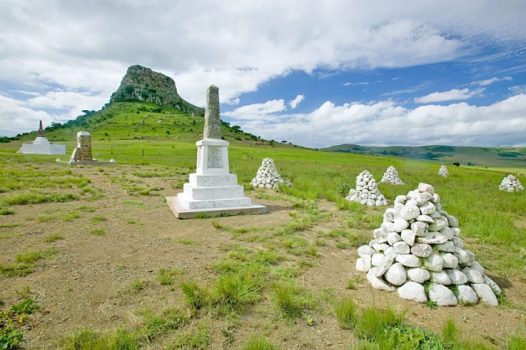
69,131,115,165
18,120,66,155
167,85,267,219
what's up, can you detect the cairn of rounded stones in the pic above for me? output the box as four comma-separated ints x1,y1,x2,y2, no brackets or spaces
346,170,388,206
355,182,501,306
499,175,524,192
380,166,404,185
438,165,448,177
251,158,290,189
166,85,267,219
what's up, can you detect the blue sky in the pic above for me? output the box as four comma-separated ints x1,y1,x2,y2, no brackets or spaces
1,0,525,147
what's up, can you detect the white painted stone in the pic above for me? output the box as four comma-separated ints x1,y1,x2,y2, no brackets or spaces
470,261,485,275
400,205,420,221
387,231,402,245
393,241,410,254
358,245,375,258
445,269,468,284
441,253,459,269
472,283,498,306
420,201,436,215
425,253,444,272
395,195,407,203
457,285,478,305
417,233,448,245
367,270,395,292
416,215,434,223
428,283,457,306
431,271,451,285
393,218,409,232
397,281,427,303
385,263,407,286
401,229,416,246
356,257,371,272
411,243,433,258
417,183,434,194
462,267,484,283
407,268,430,283
396,254,421,267
415,192,433,206
411,221,428,236
371,253,386,267
436,241,456,253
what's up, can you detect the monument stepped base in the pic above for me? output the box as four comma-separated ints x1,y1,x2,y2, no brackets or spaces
167,195,267,219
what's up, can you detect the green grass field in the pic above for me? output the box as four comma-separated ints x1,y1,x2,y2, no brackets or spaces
1,101,525,349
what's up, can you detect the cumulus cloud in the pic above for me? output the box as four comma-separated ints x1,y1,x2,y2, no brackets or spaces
223,99,287,120
472,76,512,86
414,88,484,104
1,1,525,135
289,95,305,109
232,94,526,147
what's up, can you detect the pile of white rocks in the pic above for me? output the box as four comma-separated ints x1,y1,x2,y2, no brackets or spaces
355,182,501,306
499,175,524,192
381,166,404,185
346,170,388,206
251,158,290,189
438,165,448,177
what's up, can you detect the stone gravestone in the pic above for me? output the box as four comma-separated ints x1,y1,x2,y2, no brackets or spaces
69,131,115,165
355,183,500,306
167,85,267,219
18,120,66,155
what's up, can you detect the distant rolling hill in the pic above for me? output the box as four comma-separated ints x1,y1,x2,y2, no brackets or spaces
324,144,526,168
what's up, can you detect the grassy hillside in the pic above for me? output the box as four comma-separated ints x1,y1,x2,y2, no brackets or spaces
11,102,272,145
325,144,526,168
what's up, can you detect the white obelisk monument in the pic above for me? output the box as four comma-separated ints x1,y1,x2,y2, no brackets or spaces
167,85,267,219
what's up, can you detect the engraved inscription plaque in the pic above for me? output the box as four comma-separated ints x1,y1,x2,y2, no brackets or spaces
207,146,222,168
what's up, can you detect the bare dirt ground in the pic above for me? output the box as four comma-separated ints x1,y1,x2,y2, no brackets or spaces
1,162,525,349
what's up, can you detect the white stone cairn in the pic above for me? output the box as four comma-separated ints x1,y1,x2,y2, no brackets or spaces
381,166,404,185
499,175,524,192
251,158,290,189
438,165,448,177
346,170,388,206
355,182,500,306
167,85,267,219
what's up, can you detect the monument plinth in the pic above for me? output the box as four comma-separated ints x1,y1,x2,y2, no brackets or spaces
18,120,66,155
167,85,267,219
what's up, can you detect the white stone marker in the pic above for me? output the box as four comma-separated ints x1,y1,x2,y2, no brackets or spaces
438,165,448,177
499,175,524,192
380,166,404,185
18,120,66,155
167,85,267,219
346,170,388,206
251,158,290,189
355,182,500,306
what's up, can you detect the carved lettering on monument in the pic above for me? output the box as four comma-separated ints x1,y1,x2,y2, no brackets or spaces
207,146,222,168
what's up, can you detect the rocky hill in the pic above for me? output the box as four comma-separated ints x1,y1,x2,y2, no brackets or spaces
110,65,204,115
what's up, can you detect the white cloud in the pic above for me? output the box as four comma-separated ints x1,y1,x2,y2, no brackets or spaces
343,81,369,87
414,88,484,104
0,95,55,136
233,94,526,147
223,99,287,120
1,1,525,135
509,85,526,95
289,95,304,109
471,76,512,86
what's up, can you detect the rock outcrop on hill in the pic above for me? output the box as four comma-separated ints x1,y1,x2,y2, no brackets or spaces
355,183,500,306
110,65,204,115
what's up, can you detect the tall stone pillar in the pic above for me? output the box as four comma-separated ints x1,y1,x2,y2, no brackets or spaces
167,85,266,219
